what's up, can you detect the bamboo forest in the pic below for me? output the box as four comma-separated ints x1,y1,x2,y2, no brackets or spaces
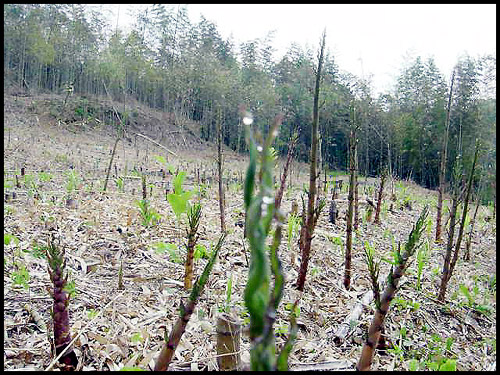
3,4,496,371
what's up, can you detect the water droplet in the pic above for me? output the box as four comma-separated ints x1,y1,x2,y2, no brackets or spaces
243,112,253,126
272,129,279,137
257,146,263,152
263,196,274,205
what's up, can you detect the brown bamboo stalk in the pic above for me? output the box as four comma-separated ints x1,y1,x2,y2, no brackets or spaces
296,30,326,292
154,299,196,371
344,114,357,290
354,146,359,230
357,207,427,370
217,106,226,233
373,171,386,224
155,233,225,371
141,174,147,200
184,203,201,290
436,70,455,243
437,193,459,301
465,189,481,261
275,133,298,210
438,142,479,300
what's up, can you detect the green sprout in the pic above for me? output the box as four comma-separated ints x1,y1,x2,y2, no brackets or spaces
415,239,430,290
135,199,161,227
243,113,296,370
115,177,124,192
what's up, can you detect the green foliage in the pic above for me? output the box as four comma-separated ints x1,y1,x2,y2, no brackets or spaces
286,212,301,252
4,233,20,246
130,332,144,343
167,171,193,223
194,244,209,260
63,279,77,298
153,155,174,173
363,240,381,309
29,241,47,259
224,273,233,313
458,283,493,316
406,333,458,371
415,239,430,290
326,234,344,257
189,232,226,303
152,242,183,263
38,171,53,183
87,309,98,319
115,177,124,192
393,296,420,311
197,182,210,198
135,199,161,227
12,263,30,289
65,169,80,195
24,174,38,196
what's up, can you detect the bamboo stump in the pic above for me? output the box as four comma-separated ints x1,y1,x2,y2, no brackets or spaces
216,313,241,371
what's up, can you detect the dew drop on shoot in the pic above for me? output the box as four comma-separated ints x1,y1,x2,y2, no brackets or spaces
243,113,253,126
257,145,263,152
262,196,274,205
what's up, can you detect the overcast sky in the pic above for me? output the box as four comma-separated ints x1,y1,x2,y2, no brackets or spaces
106,4,496,96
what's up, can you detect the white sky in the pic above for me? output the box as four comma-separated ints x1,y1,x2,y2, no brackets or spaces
105,4,496,96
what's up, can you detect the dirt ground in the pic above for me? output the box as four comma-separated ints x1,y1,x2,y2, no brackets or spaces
3,94,496,371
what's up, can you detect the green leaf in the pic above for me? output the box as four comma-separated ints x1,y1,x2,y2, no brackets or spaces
165,243,182,263
120,366,145,371
63,280,77,298
194,244,209,260
168,193,188,220
445,337,454,352
408,359,419,371
438,359,456,371
459,284,474,305
4,233,19,246
427,362,439,371
153,242,168,254
173,171,186,194
153,155,167,165
12,264,30,289
130,332,143,343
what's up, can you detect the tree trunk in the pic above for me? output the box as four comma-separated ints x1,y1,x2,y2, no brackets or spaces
436,71,455,243
296,30,326,292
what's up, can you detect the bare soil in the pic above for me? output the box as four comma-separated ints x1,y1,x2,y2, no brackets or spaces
3,94,496,371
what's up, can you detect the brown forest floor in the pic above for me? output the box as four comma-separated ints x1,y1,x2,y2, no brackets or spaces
3,93,496,371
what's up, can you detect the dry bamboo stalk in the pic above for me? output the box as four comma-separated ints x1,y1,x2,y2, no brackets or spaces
133,132,177,156
333,290,373,345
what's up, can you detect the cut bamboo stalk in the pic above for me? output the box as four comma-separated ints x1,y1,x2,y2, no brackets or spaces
216,313,241,371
